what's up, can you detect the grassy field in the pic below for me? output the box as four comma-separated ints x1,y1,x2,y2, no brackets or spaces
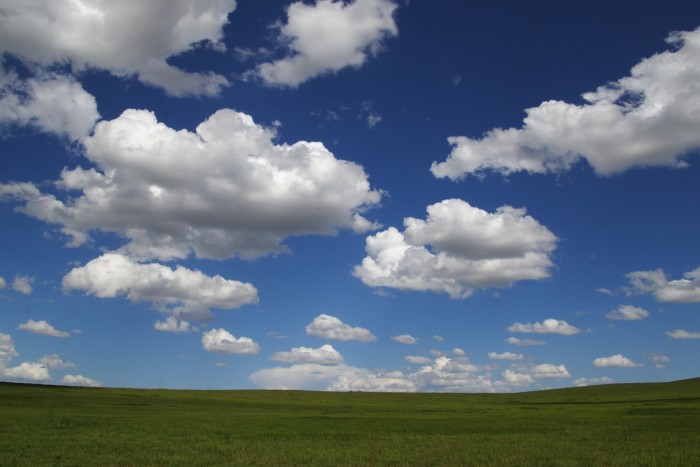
1,378,699,466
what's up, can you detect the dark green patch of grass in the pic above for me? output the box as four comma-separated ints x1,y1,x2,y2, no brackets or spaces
1,378,699,465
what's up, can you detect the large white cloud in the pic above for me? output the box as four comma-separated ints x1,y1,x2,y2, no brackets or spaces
507,318,583,335
0,68,99,140
0,108,381,261
18,319,70,338
354,199,558,298
252,0,398,87
305,314,377,342
0,0,236,96
270,344,344,365
431,27,700,179
502,363,570,386
592,354,643,368
201,328,260,355
62,253,258,321
625,266,700,303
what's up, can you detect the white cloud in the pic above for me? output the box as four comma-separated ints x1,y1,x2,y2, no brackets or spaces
0,333,50,381
502,363,570,386
63,253,258,321
488,351,524,360
17,319,70,338
648,353,670,369
431,27,700,179
1,362,50,381
506,337,546,346
154,317,193,333
250,363,366,390
405,355,432,365
0,0,237,96
306,314,377,342
0,276,5,288
201,328,260,355
0,108,381,261
0,333,18,365
666,329,700,339
270,344,344,365
62,374,102,387
596,288,614,296
574,377,613,387
605,305,650,321
391,334,417,345
626,266,700,303
452,348,465,357
11,275,33,295
253,0,398,87
507,318,583,335
432,335,444,342
0,68,99,140
367,113,382,129
38,354,76,369
592,354,643,368
354,199,558,298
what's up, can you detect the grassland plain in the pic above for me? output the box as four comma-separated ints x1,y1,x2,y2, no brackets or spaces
1,378,699,466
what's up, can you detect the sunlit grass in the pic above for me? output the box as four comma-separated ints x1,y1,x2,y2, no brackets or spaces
1,378,699,465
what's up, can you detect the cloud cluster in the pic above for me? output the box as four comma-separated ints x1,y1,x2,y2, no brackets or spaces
0,333,49,381
306,314,377,342
0,0,237,96
201,328,260,355
154,317,194,333
354,199,558,298
592,354,643,368
0,68,100,140
270,344,344,365
502,363,571,386
431,27,700,179
626,266,700,303
18,319,70,338
253,0,398,86
508,318,583,335
1,108,381,261
63,253,258,321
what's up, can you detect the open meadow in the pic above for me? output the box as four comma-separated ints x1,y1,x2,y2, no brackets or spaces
1,378,699,466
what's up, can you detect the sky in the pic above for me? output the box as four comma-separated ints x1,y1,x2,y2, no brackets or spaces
1,0,699,392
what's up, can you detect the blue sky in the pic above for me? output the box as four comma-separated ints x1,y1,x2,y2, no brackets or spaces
1,0,699,391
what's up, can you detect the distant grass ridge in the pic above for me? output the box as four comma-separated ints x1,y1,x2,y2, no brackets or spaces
1,378,699,465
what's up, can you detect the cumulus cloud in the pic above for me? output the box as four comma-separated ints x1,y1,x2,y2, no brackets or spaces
592,354,643,368
666,329,700,339
507,318,583,335
306,314,377,342
62,253,258,321
431,27,700,179
488,351,524,360
0,0,237,96
391,334,417,345
506,337,546,346
574,377,613,387
11,275,33,295
354,199,558,298
270,344,344,365
502,363,570,386
605,305,650,321
0,68,100,140
250,363,365,390
0,333,50,382
18,319,70,338
201,328,260,355
0,108,381,261
625,266,700,303
405,355,432,365
38,354,75,369
252,0,398,86
154,317,193,333
62,374,102,387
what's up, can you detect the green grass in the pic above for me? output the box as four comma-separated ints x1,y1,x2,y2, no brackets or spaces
1,378,699,466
